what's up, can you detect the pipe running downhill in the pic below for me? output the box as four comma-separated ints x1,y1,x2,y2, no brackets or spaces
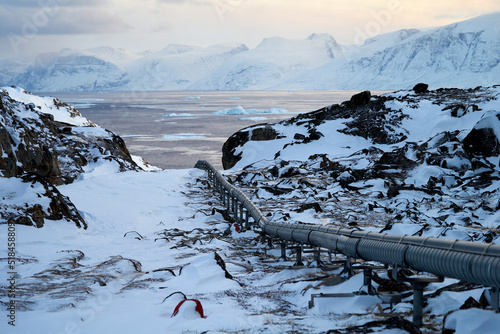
195,160,500,288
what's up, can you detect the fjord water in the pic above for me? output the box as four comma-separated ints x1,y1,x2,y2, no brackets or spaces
57,90,377,169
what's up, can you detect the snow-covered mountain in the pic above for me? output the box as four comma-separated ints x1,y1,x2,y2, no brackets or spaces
14,49,129,92
189,33,342,90
3,12,500,91
123,43,249,91
293,12,500,90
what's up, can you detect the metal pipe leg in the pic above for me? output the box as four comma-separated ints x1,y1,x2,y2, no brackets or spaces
267,237,273,249
280,241,288,261
491,287,499,313
413,282,425,327
294,245,304,266
361,268,377,295
239,205,244,225
244,211,249,229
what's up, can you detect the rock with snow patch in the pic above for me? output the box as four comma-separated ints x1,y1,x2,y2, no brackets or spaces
0,87,140,184
222,124,283,169
0,87,144,228
326,316,422,334
463,112,500,156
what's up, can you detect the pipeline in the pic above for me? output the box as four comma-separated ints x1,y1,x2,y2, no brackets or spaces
195,160,500,288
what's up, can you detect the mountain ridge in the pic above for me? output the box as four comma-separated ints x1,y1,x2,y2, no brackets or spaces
2,12,499,91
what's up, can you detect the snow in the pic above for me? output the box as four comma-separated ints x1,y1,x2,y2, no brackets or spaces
162,133,207,140
6,13,500,92
2,86,92,126
213,105,289,115
4,84,500,334
3,87,500,333
238,116,268,121
1,163,404,333
444,308,500,334
163,113,194,117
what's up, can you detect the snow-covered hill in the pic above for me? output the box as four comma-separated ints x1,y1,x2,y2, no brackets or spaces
0,87,149,228
222,85,500,243
3,12,499,92
2,87,500,333
189,33,342,90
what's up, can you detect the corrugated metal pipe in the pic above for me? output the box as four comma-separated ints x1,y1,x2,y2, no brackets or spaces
195,160,500,288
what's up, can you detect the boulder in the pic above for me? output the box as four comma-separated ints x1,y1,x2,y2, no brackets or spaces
413,83,428,93
222,124,282,169
345,90,372,108
463,113,500,156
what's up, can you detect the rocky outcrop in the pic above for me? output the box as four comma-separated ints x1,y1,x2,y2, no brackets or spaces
0,88,139,185
222,90,407,169
223,86,500,243
4,174,86,228
0,87,141,228
222,124,283,169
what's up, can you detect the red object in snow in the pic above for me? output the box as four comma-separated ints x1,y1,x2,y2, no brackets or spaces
171,299,206,318
234,224,241,232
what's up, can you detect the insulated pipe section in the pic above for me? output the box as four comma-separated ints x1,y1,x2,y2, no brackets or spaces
195,160,500,288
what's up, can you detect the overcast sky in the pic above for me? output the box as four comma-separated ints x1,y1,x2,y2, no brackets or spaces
0,0,499,60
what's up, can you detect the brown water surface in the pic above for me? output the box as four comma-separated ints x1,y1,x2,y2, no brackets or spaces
56,90,387,169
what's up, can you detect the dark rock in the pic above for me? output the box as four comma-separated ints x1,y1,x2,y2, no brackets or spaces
326,316,422,334
463,113,500,156
222,124,282,169
0,89,139,185
262,186,293,196
459,296,482,310
214,252,233,279
372,272,412,292
347,91,372,108
443,103,468,117
3,174,86,229
479,290,496,309
303,129,324,143
294,133,306,140
0,88,141,229
413,83,428,94
268,166,280,178
296,202,323,213
376,149,417,170
24,173,86,228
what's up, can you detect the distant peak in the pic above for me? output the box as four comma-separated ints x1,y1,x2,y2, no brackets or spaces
159,44,197,55
307,33,335,41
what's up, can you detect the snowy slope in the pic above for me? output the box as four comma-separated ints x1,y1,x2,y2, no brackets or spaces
15,49,128,92
290,12,500,90
123,43,249,91
189,33,342,90
5,12,498,92
2,88,500,333
222,86,500,246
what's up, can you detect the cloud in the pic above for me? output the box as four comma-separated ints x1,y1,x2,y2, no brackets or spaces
0,7,131,37
0,0,106,8
158,0,204,3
